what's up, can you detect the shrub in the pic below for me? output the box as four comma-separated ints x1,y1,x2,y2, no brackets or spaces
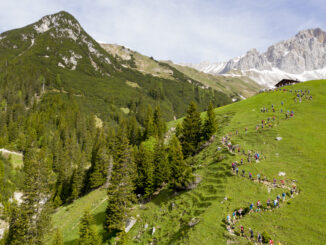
262,231,271,243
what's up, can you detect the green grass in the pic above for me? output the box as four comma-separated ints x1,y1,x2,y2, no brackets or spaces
10,154,23,168
165,61,263,98
51,188,108,245
53,80,326,244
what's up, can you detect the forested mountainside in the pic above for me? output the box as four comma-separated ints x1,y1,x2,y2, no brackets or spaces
0,11,230,244
0,11,231,123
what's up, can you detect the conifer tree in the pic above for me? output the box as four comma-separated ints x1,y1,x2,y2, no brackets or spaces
116,230,128,245
143,105,155,139
7,148,52,245
105,128,135,233
127,116,140,145
79,210,101,245
153,105,166,138
202,102,217,141
175,123,182,139
153,141,170,188
181,102,202,157
135,144,154,198
168,135,193,189
88,147,109,189
69,153,87,201
52,229,64,245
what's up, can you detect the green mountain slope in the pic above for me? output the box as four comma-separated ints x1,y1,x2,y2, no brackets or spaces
100,44,262,100
0,11,231,122
165,61,263,98
52,80,326,244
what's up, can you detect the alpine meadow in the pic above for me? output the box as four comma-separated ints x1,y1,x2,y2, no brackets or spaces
0,4,326,245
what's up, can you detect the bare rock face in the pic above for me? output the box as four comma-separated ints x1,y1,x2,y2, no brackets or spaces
221,48,272,72
223,28,326,74
187,28,326,86
264,28,326,73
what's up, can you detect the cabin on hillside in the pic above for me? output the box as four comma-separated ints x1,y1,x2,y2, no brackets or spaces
275,79,299,88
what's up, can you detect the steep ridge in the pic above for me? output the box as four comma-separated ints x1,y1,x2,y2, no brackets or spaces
100,44,262,99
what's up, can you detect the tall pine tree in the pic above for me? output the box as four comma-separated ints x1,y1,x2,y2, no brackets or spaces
105,128,135,233
168,135,193,190
202,102,217,141
180,102,202,158
153,141,170,188
79,210,101,245
7,148,52,245
135,144,154,198
88,147,109,189
143,105,155,139
153,106,166,138
52,229,64,245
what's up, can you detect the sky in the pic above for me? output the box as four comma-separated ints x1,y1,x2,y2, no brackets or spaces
0,0,325,63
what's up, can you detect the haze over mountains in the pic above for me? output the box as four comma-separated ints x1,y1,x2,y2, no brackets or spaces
184,28,326,87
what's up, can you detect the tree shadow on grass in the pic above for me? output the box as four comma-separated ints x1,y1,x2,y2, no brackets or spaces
93,210,112,243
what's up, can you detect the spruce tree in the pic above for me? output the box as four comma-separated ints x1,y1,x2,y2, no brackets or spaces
116,230,128,245
175,123,182,139
202,102,217,141
69,153,87,201
79,210,101,245
105,128,135,233
7,148,52,245
181,102,202,157
52,229,64,245
143,105,155,139
168,135,193,190
135,144,154,198
88,147,109,189
153,141,170,188
153,106,166,138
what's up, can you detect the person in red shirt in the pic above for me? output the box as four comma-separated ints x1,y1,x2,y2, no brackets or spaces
270,239,274,245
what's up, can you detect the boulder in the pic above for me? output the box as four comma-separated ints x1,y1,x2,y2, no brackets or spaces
125,217,137,233
188,218,200,227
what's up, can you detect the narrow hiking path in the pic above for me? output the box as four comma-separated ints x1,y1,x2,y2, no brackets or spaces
220,87,310,244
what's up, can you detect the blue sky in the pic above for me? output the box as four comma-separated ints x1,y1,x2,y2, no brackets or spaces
0,0,325,63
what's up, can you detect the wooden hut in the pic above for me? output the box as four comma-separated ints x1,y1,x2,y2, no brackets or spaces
275,79,299,87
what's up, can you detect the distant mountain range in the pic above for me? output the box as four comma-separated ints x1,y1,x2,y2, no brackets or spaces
183,28,326,87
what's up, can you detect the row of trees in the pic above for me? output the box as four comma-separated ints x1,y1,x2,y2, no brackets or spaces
2,95,217,244
177,102,217,158
103,101,217,239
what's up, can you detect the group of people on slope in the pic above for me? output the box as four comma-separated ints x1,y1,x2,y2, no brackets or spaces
240,225,282,245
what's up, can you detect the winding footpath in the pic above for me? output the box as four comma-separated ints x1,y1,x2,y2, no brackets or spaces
220,88,310,244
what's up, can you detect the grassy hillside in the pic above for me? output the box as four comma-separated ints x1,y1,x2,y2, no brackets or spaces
165,61,263,98
100,44,262,100
53,80,326,244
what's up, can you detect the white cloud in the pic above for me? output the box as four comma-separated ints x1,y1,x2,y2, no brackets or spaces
0,0,325,63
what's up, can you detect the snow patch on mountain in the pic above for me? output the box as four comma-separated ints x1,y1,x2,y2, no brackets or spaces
231,67,326,87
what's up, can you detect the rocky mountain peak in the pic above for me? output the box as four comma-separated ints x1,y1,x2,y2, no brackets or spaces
295,28,326,42
186,27,326,87
33,11,82,40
